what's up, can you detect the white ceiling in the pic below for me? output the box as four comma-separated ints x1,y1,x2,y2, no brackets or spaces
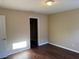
0,0,79,14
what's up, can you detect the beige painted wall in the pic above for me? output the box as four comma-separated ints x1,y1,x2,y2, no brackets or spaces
49,9,79,52
0,8,48,57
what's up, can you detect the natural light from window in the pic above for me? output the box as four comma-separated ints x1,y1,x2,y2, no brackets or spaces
12,41,27,50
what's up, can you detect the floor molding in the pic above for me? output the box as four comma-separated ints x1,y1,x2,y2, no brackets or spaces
39,42,48,46
1,47,30,59
49,43,79,54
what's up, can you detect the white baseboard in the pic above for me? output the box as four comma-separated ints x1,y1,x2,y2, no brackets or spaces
39,42,48,46
1,47,30,58
1,41,48,58
49,43,79,53
8,47,30,56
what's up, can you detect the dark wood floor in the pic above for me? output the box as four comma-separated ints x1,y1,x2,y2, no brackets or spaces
5,44,79,59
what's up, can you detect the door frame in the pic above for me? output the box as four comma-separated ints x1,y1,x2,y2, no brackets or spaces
28,16,39,48
0,15,7,58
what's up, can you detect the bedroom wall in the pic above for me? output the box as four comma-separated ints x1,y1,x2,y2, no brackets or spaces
49,9,79,53
0,8,48,58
